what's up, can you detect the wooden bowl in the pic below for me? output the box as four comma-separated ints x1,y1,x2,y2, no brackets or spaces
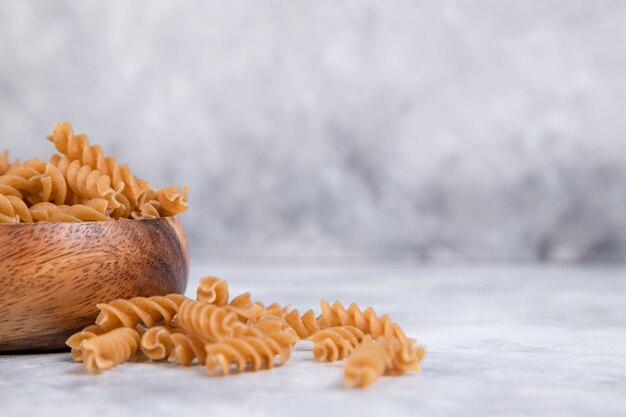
0,217,189,352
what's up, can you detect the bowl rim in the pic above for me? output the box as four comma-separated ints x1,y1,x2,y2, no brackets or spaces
0,217,182,227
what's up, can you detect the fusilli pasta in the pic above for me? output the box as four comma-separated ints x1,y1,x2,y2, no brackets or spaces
81,327,141,371
310,326,365,362
204,330,295,375
96,293,189,331
196,276,229,306
343,336,426,388
0,159,45,203
130,188,160,220
49,154,122,209
343,336,392,388
0,194,32,223
175,299,245,342
65,324,106,361
30,162,68,205
62,273,426,388
319,300,410,342
140,326,207,366
155,185,189,216
46,122,144,209
0,150,17,176
284,308,322,339
227,292,265,322
0,122,189,223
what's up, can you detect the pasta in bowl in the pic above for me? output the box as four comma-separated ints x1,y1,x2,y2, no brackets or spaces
0,123,190,351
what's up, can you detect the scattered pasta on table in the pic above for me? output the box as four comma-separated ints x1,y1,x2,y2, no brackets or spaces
66,276,426,388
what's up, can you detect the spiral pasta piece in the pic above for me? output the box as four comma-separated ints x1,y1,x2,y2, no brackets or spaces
5,159,46,180
81,327,141,371
29,162,68,205
284,309,322,339
48,154,122,210
204,330,295,375
65,324,107,361
196,276,229,306
140,326,176,361
130,188,160,220
110,192,132,219
310,326,365,362
0,150,17,175
96,293,188,331
47,122,107,172
49,199,111,222
227,292,265,322
265,302,291,318
169,332,208,366
0,159,46,202
254,301,291,320
0,194,32,223
387,337,426,374
175,299,245,342
47,122,144,209
344,336,392,388
248,314,299,345
343,336,426,388
319,300,410,342
29,202,62,222
155,185,189,216
140,326,207,366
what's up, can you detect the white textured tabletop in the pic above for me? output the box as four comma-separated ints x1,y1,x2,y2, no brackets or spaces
1,264,625,417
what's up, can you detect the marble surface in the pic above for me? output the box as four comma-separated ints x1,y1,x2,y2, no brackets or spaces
1,264,625,417
2,1,626,261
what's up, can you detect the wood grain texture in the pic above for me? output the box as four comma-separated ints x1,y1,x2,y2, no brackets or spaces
0,217,189,352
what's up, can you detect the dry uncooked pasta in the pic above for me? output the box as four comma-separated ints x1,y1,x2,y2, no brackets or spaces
310,326,365,362
227,292,266,322
254,313,296,337
49,154,121,209
284,308,322,339
140,326,207,366
204,330,296,375
46,122,146,209
65,275,426,389
0,122,189,223
255,301,291,320
319,300,410,342
81,327,141,371
31,162,68,205
343,336,426,388
140,326,178,361
0,194,31,223
65,324,106,361
155,185,189,216
131,188,160,220
27,199,112,223
0,159,44,204
95,293,189,331
196,276,229,306
169,332,208,365
53,199,111,222
0,150,16,176
29,202,63,222
343,336,392,388
175,299,245,342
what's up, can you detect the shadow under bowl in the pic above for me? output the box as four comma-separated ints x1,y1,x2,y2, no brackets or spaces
0,217,189,353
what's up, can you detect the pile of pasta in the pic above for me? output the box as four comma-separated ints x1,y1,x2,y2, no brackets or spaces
0,122,188,223
67,276,426,388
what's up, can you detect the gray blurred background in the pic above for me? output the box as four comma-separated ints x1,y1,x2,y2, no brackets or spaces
1,0,625,262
